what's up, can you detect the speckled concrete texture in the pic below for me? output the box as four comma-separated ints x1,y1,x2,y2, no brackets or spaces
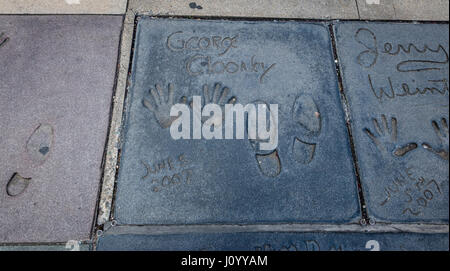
0,15,122,243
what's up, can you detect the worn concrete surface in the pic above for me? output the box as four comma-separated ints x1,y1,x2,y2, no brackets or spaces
114,18,360,225
392,0,449,21
129,0,359,19
0,0,127,14
97,231,449,251
0,15,122,243
357,0,449,21
334,22,449,223
129,0,449,21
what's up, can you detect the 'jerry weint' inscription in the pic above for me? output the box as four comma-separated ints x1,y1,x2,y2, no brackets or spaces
334,22,449,222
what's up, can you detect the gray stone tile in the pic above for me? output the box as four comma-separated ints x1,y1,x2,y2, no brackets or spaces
334,22,449,223
357,0,449,21
393,0,449,21
97,231,449,251
129,0,359,19
0,15,122,242
0,0,127,14
0,242,92,251
115,18,360,225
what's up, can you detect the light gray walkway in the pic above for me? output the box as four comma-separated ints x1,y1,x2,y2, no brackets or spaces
1,1,448,21
0,0,127,14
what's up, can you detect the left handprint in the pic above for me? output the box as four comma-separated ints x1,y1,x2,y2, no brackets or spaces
422,117,449,160
143,83,177,128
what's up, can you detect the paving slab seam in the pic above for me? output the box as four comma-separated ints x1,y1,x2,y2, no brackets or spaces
97,10,138,227
109,14,139,223
354,0,361,19
110,13,139,222
100,223,449,235
328,23,368,224
91,14,127,241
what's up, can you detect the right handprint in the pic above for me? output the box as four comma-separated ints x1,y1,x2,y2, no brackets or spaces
364,114,418,158
422,117,449,161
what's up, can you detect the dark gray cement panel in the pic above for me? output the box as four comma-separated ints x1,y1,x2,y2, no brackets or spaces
115,18,360,225
334,22,449,223
97,232,449,251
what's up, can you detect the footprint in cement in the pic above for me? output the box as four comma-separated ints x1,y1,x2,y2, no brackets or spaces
291,94,321,164
292,137,316,164
26,124,54,165
248,100,281,178
6,173,31,197
254,150,281,177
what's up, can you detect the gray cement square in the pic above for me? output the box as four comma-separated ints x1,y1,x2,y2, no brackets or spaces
334,22,449,223
114,18,360,225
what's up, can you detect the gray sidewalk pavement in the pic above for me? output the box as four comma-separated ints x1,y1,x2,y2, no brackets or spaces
0,0,127,14
1,0,448,21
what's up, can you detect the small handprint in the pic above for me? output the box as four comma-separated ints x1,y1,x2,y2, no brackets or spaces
422,117,449,160
202,83,237,106
364,115,417,157
143,83,176,129
184,83,237,126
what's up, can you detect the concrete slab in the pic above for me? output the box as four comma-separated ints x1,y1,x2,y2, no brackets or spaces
393,0,449,21
357,0,449,21
0,242,92,251
0,15,122,242
334,22,449,223
114,17,360,225
97,231,449,251
129,0,359,19
0,0,127,14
